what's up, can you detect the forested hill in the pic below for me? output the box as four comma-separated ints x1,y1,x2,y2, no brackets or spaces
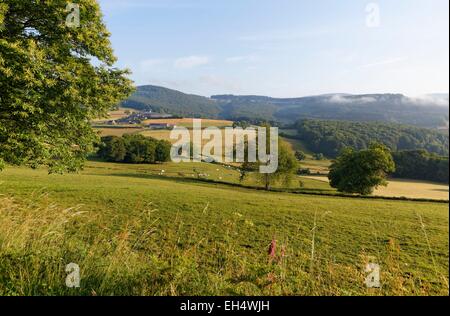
121,85,222,118
294,119,449,158
121,85,449,128
213,93,449,128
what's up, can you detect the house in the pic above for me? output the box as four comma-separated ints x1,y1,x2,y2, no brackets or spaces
117,112,174,124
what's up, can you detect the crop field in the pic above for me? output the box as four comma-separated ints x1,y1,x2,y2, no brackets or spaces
0,162,448,296
92,107,138,123
143,118,234,128
302,176,449,201
96,126,143,137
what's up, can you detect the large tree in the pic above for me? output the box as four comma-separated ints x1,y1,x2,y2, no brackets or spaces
328,143,395,195
240,124,298,190
0,0,134,173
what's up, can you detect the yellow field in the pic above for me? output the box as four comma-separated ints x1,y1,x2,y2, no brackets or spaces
92,107,137,122
302,175,449,200
139,129,173,141
96,127,142,137
142,118,233,128
374,179,449,200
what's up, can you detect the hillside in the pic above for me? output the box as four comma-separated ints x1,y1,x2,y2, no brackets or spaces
121,86,449,128
294,119,449,158
122,85,222,118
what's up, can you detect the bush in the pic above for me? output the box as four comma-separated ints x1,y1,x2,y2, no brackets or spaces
313,153,324,161
297,168,311,175
295,151,307,161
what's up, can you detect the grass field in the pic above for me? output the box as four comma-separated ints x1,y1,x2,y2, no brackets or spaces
0,161,448,296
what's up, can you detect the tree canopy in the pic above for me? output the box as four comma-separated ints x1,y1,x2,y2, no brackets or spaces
240,124,298,190
328,143,395,195
0,0,134,172
295,119,449,158
98,135,172,164
392,150,449,184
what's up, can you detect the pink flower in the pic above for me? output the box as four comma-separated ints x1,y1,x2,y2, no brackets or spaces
268,239,276,258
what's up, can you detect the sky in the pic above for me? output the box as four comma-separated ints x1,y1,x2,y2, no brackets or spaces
97,0,449,98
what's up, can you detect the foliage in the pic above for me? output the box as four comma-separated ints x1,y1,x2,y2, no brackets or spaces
98,135,171,164
328,143,396,195
122,85,221,117
239,124,298,190
212,93,449,127
313,153,325,160
0,0,134,173
232,120,252,129
392,150,449,184
295,150,306,161
295,119,449,158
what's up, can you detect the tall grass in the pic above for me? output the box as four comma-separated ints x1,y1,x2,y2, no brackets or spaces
0,193,447,296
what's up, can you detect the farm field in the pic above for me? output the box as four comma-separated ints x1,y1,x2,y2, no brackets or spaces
95,118,234,140
92,107,138,123
303,176,449,201
96,126,143,137
143,118,233,128
0,162,448,296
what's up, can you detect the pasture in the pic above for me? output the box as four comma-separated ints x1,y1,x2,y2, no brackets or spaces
0,162,448,296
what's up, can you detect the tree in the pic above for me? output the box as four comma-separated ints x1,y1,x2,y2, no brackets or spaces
98,136,126,162
313,153,324,161
97,135,171,164
155,140,172,163
392,150,449,184
0,0,134,173
239,124,298,190
259,140,298,190
328,143,395,195
295,150,306,161
123,134,156,164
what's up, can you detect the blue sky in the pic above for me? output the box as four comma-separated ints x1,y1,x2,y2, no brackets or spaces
98,0,449,97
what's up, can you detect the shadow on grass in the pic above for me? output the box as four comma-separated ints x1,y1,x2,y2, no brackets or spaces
89,171,449,203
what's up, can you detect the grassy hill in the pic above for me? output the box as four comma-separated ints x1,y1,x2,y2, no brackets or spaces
0,162,448,295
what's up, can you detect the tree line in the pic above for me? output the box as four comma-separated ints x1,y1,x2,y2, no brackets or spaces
295,119,449,158
392,150,449,184
97,135,171,164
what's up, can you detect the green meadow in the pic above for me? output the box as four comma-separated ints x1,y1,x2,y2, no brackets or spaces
0,161,448,296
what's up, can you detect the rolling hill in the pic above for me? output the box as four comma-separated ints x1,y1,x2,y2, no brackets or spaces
121,85,222,118
121,85,449,128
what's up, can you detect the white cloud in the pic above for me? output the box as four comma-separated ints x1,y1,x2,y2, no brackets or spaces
328,95,376,104
174,56,211,69
225,55,260,64
403,95,449,107
360,57,407,69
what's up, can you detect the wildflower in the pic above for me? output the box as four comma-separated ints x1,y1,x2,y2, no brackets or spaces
268,239,276,258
